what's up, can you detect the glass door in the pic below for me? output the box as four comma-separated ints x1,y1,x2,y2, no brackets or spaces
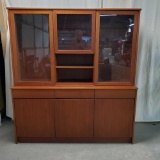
54,10,95,53
9,10,54,85
95,11,139,85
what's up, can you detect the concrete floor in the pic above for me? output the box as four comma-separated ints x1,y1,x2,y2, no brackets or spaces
0,118,160,160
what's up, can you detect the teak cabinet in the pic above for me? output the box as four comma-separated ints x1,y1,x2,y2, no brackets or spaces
8,8,141,143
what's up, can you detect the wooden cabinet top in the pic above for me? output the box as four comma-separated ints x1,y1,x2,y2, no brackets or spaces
7,7,141,11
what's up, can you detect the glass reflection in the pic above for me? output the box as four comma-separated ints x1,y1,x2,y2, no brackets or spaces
57,14,92,50
15,14,51,81
98,14,134,82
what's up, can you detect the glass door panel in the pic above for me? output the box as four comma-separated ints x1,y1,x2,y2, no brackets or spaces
98,14,134,82
14,14,51,81
57,14,92,50
54,11,95,53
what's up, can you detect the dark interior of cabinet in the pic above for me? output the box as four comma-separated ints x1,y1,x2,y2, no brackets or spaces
56,54,94,66
57,68,93,82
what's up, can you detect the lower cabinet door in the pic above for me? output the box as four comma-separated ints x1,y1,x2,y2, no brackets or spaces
14,99,55,137
94,99,134,137
55,99,94,137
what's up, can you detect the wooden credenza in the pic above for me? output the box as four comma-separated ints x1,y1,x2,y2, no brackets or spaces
8,8,141,143
12,86,136,143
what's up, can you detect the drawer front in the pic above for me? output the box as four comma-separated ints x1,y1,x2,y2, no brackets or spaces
55,89,94,98
12,89,55,98
95,89,136,98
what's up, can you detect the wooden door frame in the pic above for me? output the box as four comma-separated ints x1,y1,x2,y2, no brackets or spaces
94,10,140,86
53,10,96,54
8,9,56,86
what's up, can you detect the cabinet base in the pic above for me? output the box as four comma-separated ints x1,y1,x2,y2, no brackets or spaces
17,137,132,143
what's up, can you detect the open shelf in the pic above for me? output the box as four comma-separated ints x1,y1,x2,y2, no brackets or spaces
55,52,94,54
56,54,94,66
57,68,93,82
56,66,94,69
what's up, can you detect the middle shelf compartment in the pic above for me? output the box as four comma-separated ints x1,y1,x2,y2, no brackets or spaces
55,54,94,82
56,54,94,66
57,68,93,82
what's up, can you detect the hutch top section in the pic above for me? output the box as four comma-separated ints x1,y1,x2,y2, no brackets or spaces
8,8,141,86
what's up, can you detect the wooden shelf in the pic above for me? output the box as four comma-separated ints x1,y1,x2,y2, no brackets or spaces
56,66,94,69
55,51,94,54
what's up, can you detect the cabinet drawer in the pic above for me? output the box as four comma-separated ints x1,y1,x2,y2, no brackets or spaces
95,89,136,98
55,89,94,98
12,89,55,98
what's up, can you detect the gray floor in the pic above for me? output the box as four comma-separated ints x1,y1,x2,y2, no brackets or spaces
0,119,160,160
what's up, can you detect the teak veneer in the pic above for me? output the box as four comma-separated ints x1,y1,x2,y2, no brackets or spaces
8,8,140,143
